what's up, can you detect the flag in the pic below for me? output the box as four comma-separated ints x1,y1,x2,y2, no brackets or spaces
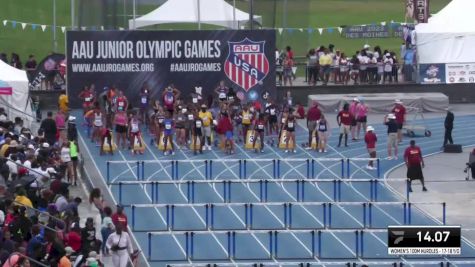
327,28,334,33
31,24,37,30
41,25,47,31
11,21,16,28
278,28,283,35
2,20,7,26
61,26,66,33
318,28,323,35
21,23,27,30
337,27,343,34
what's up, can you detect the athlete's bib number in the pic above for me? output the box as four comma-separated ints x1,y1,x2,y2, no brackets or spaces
165,124,172,130
258,124,264,130
196,121,202,128
158,118,164,124
288,122,294,128
270,109,276,116
141,97,147,104
219,92,226,99
85,97,91,102
188,115,194,121
131,124,139,132
192,98,198,103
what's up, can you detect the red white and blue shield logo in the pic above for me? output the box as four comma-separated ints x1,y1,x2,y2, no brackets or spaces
224,38,270,92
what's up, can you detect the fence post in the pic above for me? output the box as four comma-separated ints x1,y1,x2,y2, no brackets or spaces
244,159,247,179
288,203,293,228
136,161,140,180
377,158,381,178
341,159,345,178
151,182,155,204
296,180,300,202
329,203,332,228
274,231,278,258
227,231,231,259
311,230,316,258
245,204,249,229
318,230,322,257
277,159,281,179
362,203,366,228
369,203,373,228
210,204,215,229
269,231,273,259
190,232,194,259
355,230,359,258
323,203,327,228
205,160,208,180
403,203,407,225
306,159,310,179
232,231,236,259
249,203,253,229
259,180,263,202
408,203,412,224
239,160,242,179
301,180,305,202
273,159,276,179
155,182,159,204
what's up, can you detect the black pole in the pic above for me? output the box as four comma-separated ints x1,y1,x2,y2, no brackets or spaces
249,0,254,30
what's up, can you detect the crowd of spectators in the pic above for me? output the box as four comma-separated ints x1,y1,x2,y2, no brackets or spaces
0,103,134,266
276,43,416,86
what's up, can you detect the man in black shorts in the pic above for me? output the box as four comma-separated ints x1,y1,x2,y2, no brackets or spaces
404,140,427,192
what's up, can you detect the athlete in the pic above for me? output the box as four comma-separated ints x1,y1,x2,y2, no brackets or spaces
115,90,128,112
162,112,175,156
89,103,104,145
174,106,187,149
198,104,213,150
317,114,329,153
114,109,128,150
336,103,352,147
139,84,151,125
241,105,253,143
162,85,181,115
215,80,229,103
192,111,204,155
253,114,266,153
128,113,143,155
78,86,94,113
285,114,296,153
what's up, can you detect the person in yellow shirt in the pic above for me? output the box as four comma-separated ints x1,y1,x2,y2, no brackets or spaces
198,104,213,150
14,188,33,208
319,49,333,85
58,90,69,114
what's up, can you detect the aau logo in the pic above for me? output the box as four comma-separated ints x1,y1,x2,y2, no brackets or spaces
224,38,270,92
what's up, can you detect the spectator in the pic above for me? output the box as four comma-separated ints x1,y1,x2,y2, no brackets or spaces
25,55,37,82
319,49,332,85
58,90,69,115
89,188,104,220
403,45,415,82
111,205,128,230
100,206,114,256
106,223,133,267
10,53,22,69
0,53,7,63
65,222,82,254
81,217,100,255
40,111,57,146
383,53,393,83
306,49,318,86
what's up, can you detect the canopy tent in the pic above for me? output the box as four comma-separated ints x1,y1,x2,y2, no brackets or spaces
0,60,35,127
129,0,262,29
415,0,475,64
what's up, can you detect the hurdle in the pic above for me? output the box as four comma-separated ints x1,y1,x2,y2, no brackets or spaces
127,201,447,232
107,157,381,182
110,178,409,204
147,229,390,261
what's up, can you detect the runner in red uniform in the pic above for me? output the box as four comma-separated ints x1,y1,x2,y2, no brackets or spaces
115,90,128,112
364,126,377,170
404,140,427,192
336,103,352,147
78,86,94,113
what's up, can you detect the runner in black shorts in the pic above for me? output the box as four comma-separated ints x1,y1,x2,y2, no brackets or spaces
193,112,204,155
285,115,296,153
253,114,266,153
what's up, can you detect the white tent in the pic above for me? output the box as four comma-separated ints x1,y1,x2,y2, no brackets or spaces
129,0,262,29
416,0,475,64
0,60,35,127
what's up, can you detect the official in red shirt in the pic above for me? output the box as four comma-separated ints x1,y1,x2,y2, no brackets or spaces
306,102,321,148
391,100,406,143
364,126,377,170
336,103,351,147
112,205,129,230
404,140,427,192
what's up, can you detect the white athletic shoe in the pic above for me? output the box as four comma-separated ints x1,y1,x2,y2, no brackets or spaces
365,165,373,170
323,149,327,153
293,150,297,153
386,156,393,160
171,151,175,155
285,150,289,153
305,147,312,150
319,149,323,153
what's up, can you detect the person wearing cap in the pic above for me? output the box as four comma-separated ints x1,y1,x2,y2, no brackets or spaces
404,140,427,192
59,246,73,267
391,100,406,143
336,103,351,147
306,101,322,149
106,223,134,267
112,205,128,230
364,126,378,170
443,107,454,148
384,113,399,160
198,104,213,150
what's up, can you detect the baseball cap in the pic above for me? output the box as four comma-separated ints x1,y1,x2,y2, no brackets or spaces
387,113,396,119
366,126,374,132
42,142,50,148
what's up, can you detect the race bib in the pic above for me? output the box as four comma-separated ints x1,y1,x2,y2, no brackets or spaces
258,124,264,130
118,102,124,107
203,117,209,123
281,118,286,124
158,118,164,123
165,123,172,130
85,97,91,102
270,109,276,116
141,97,147,104
219,92,226,99
196,121,202,128
243,114,250,120
192,98,198,103
288,122,294,128
228,96,234,101
178,117,183,121
131,124,139,132
188,114,194,121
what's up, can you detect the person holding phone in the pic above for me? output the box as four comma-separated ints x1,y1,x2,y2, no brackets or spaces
106,223,134,267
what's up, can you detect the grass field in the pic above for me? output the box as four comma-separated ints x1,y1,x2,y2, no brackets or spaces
0,0,450,63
